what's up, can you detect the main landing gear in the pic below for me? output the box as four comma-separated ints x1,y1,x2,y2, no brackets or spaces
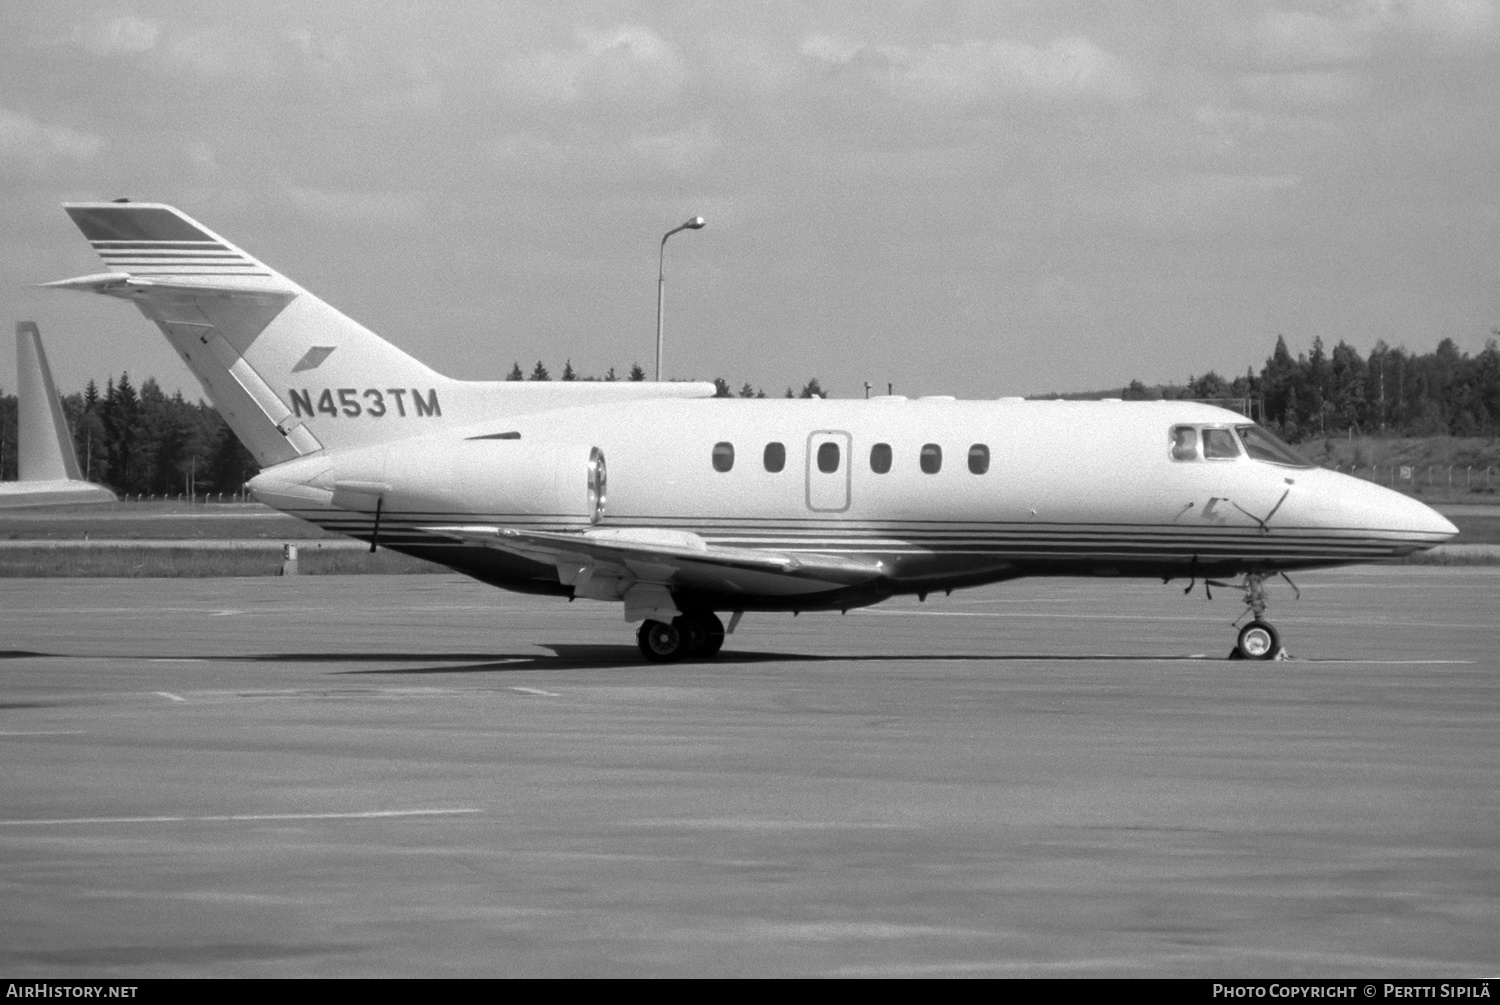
636,612,726,663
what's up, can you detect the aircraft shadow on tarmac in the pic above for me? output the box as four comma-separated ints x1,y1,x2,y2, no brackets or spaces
320,645,1231,674
3,647,1235,673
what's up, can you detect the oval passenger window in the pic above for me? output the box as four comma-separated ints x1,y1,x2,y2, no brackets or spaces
920,443,942,474
870,442,892,474
712,442,734,472
968,444,989,474
763,442,786,472
817,442,841,473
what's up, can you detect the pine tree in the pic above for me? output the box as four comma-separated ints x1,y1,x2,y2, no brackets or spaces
628,363,645,381
712,377,731,398
561,359,576,381
529,361,550,381
506,362,524,381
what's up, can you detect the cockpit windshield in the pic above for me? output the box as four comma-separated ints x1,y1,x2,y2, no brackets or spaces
1235,425,1313,468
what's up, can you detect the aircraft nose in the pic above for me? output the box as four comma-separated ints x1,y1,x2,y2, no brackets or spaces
1339,475,1457,549
1384,486,1458,539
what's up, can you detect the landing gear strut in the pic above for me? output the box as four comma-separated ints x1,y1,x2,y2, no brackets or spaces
1228,572,1289,661
636,612,726,663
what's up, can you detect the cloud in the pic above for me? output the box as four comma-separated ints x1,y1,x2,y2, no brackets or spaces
1237,69,1373,109
282,186,425,225
1370,0,1499,45
165,27,281,80
492,122,719,180
1079,172,1304,235
287,26,353,81
1243,0,1499,71
184,141,218,174
1251,9,1371,68
499,25,687,106
0,108,104,170
66,13,160,56
799,33,1137,106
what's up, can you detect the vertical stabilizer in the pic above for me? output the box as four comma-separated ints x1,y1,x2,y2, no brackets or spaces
16,321,82,482
0,322,115,508
47,201,451,464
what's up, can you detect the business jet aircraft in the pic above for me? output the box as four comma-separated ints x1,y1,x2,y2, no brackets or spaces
0,322,116,509
45,201,1456,661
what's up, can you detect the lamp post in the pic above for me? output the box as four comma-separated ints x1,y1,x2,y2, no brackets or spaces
656,216,705,381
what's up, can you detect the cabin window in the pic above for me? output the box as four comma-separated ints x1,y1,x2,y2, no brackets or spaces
817,441,841,473
968,444,990,474
870,442,892,474
763,441,786,472
1202,427,1241,460
712,442,734,472
920,443,942,474
1169,426,1199,462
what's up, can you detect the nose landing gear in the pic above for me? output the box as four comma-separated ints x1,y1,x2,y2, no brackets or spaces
636,611,726,663
1227,572,1293,661
1235,620,1281,660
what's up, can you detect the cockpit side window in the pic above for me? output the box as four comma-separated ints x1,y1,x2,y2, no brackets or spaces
1202,427,1241,460
1236,425,1314,468
1169,426,1199,462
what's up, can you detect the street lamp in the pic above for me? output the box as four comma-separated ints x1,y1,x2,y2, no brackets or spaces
656,215,705,381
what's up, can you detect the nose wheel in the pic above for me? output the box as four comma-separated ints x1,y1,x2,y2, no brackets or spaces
636,612,726,663
1234,620,1281,660
1226,572,1291,660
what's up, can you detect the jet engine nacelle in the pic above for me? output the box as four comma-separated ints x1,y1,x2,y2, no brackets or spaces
250,436,606,524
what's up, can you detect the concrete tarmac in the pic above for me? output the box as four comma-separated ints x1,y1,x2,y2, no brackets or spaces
1,568,1497,977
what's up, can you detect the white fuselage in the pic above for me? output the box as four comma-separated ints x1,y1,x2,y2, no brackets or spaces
249,396,1456,612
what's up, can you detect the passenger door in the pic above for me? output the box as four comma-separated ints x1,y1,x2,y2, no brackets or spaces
806,430,852,512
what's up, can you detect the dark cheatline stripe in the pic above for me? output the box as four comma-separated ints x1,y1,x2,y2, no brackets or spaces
100,252,246,260
92,241,229,250
117,268,270,276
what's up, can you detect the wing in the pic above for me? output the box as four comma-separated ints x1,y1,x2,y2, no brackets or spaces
418,524,887,621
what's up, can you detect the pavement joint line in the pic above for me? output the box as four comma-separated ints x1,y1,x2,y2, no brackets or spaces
153,691,186,702
0,730,87,736
510,686,560,697
0,808,483,827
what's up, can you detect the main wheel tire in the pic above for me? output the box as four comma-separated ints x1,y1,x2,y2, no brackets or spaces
1236,620,1280,661
637,619,685,663
690,612,725,658
673,612,726,660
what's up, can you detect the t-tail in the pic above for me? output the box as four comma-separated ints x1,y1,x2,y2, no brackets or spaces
45,202,447,466
46,202,715,466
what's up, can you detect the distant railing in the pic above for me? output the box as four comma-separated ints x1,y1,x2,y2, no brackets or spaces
1327,464,1496,493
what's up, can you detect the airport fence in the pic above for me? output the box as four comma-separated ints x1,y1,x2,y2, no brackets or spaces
1328,464,1497,497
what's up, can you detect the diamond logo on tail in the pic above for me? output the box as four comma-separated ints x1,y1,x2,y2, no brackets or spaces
292,346,336,372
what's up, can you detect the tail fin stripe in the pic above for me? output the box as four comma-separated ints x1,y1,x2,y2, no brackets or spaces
92,242,230,250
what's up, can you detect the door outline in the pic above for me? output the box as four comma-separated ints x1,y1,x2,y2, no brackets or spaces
805,430,852,513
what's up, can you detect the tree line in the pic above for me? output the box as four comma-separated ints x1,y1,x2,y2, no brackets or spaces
1117,335,1500,441
0,373,255,495
2,336,1497,490
505,358,824,399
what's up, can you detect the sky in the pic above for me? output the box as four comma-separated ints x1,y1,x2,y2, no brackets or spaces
2,1,1499,400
